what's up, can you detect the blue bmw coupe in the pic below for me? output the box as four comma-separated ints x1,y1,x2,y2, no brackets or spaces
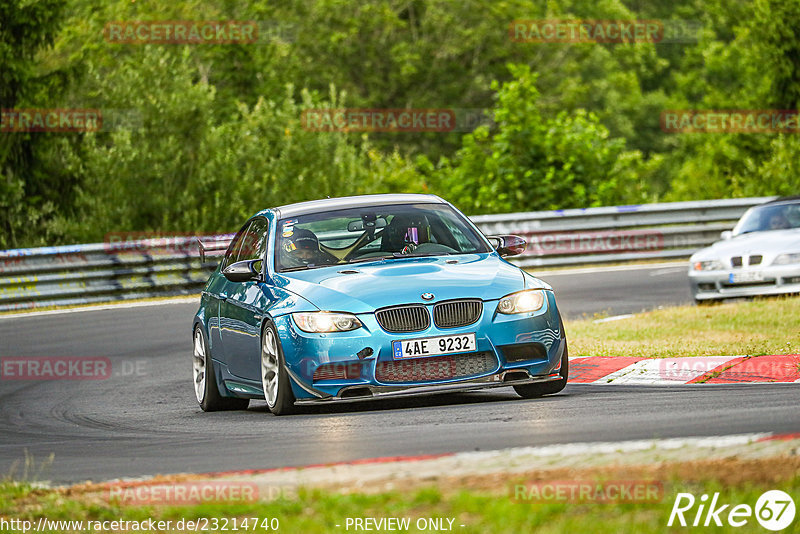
192,194,568,415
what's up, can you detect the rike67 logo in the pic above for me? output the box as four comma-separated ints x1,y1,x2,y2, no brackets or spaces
668,490,795,531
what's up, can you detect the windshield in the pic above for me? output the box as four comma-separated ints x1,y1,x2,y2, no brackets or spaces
732,201,800,235
275,203,491,272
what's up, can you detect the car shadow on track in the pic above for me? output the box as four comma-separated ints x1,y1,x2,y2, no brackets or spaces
240,388,573,417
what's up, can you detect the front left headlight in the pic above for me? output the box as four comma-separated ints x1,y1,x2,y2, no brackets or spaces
497,290,545,314
292,312,362,333
773,253,800,265
692,259,724,271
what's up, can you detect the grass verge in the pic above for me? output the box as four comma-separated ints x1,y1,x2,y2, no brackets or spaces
2,458,798,534
565,296,800,358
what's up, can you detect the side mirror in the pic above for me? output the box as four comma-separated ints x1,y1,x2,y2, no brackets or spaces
487,235,527,258
720,230,733,240
222,259,263,283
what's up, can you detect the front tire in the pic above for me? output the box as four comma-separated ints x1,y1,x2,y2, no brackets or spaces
695,298,720,306
514,341,569,398
193,326,250,411
261,321,297,416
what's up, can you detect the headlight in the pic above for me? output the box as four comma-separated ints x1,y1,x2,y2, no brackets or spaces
692,260,723,271
292,312,362,333
497,290,545,314
773,253,800,265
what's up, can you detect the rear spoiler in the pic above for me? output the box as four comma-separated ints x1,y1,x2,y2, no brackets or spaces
198,236,233,263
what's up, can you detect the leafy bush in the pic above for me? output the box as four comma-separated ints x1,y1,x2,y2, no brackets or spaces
64,48,424,242
437,65,649,214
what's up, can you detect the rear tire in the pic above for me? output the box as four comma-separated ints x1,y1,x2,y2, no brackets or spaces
514,341,569,398
261,321,297,416
193,326,250,411
695,298,720,306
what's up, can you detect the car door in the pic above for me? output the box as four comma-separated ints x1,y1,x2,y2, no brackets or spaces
208,222,251,360
218,216,270,381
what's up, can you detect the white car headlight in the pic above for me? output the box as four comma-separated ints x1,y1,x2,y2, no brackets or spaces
497,290,545,314
773,253,800,265
292,312,362,333
692,260,724,271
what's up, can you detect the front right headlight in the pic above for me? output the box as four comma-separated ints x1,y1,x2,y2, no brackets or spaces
692,260,724,271
497,290,545,314
292,312,362,333
773,253,800,265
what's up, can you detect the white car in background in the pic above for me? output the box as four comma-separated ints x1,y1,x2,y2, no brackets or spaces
689,196,800,303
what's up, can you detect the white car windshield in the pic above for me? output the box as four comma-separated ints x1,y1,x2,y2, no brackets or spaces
733,201,800,235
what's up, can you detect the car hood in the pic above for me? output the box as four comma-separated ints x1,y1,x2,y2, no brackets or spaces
691,229,800,261
272,253,543,313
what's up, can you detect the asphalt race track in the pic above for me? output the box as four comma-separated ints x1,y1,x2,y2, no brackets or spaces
1,264,796,484
535,262,693,318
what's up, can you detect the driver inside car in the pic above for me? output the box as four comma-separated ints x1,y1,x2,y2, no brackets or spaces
767,212,790,230
281,228,338,267
381,214,432,254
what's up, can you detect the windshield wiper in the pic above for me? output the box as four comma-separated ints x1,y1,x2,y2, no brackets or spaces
391,252,453,258
347,251,456,263
347,255,396,263
280,263,320,272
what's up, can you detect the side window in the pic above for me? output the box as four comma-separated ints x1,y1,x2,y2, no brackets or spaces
238,217,269,262
785,204,800,228
222,221,252,270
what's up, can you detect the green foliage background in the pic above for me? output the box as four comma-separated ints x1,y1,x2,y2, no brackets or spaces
2,0,799,248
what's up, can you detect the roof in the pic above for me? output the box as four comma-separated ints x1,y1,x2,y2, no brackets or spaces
765,195,800,204
265,193,446,219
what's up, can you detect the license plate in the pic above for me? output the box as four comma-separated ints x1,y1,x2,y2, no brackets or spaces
392,333,476,360
730,271,764,283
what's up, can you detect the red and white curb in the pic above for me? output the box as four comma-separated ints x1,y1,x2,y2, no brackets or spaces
97,432,800,499
570,354,800,385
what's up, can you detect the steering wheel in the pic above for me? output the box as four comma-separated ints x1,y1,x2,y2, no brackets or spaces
400,242,418,255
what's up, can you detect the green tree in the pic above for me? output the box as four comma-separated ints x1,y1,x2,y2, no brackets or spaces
436,65,649,214
0,0,73,248
8,0,798,248
67,47,425,241
666,0,800,200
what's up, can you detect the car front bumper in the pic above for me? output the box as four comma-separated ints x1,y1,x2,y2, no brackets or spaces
292,369,563,405
273,291,565,402
689,265,800,300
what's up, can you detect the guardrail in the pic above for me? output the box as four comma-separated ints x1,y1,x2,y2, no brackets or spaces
471,196,776,268
0,197,775,311
0,236,233,312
